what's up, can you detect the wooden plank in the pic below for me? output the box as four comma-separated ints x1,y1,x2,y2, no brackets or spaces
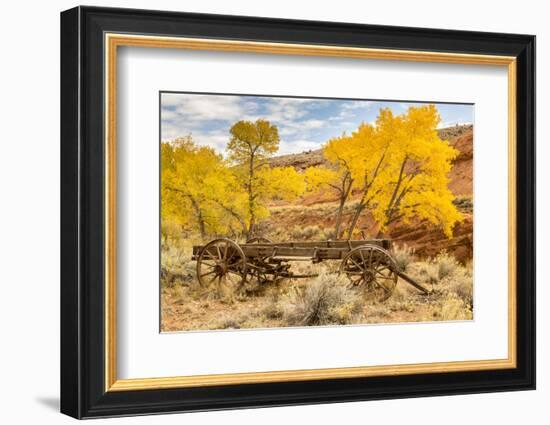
241,240,389,249
193,239,390,254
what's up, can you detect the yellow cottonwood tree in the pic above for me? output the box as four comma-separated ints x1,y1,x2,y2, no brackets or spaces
371,105,462,237
162,123,305,240
161,136,247,238
313,105,462,239
228,119,305,237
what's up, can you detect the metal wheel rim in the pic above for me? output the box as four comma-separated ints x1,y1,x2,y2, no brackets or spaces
340,244,398,301
196,238,247,289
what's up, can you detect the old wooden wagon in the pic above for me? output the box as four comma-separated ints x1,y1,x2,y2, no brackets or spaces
192,238,429,301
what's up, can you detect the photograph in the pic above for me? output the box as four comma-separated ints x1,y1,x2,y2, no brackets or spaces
160,93,475,332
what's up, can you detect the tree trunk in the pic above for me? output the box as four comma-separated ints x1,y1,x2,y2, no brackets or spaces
333,174,353,239
197,211,206,239
214,200,248,237
188,197,206,239
347,201,366,239
345,148,388,239
166,186,207,239
247,153,256,238
385,156,408,220
334,197,346,239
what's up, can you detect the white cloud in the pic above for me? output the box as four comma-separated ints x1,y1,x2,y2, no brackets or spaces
161,121,188,141
341,101,373,110
162,93,250,123
301,119,325,129
162,129,229,154
263,98,310,121
190,130,230,153
326,100,373,123
160,94,375,156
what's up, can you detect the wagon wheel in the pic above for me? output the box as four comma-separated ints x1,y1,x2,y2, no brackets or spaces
247,265,276,286
246,237,272,244
243,237,274,285
339,244,398,302
196,238,247,290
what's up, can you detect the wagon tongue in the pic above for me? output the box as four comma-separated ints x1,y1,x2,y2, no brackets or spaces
395,270,431,294
290,273,319,279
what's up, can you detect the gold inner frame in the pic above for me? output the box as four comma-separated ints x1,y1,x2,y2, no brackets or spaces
104,33,517,392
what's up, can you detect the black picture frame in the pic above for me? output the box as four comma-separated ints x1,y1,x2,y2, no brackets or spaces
60,5,535,419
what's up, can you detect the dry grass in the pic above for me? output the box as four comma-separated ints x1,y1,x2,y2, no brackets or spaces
391,244,415,272
282,271,363,326
435,251,459,280
161,237,473,331
421,294,473,321
160,245,195,287
290,225,325,241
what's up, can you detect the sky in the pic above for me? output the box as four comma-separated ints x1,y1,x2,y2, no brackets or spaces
161,92,474,156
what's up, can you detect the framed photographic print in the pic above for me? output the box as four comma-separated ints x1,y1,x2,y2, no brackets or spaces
60,6,536,419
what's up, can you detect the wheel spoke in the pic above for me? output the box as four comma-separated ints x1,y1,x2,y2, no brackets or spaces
372,252,380,270
376,266,395,278
198,240,247,287
226,250,236,263
368,248,373,269
349,257,363,271
340,246,397,301
351,274,364,282
376,275,395,281
374,280,392,293
359,249,367,269
375,265,390,274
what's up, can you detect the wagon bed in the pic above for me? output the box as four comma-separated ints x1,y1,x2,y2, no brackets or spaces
192,239,391,262
192,237,428,301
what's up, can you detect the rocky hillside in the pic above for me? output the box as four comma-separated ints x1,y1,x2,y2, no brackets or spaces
265,125,474,262
269,148,324,170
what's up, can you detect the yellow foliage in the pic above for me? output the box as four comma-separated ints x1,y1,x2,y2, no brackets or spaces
227,119,279,164
227,119,304,235
162,105,461,240
162,121,305,239
304,166,342,193
316,105,462,238
161,136,247,237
